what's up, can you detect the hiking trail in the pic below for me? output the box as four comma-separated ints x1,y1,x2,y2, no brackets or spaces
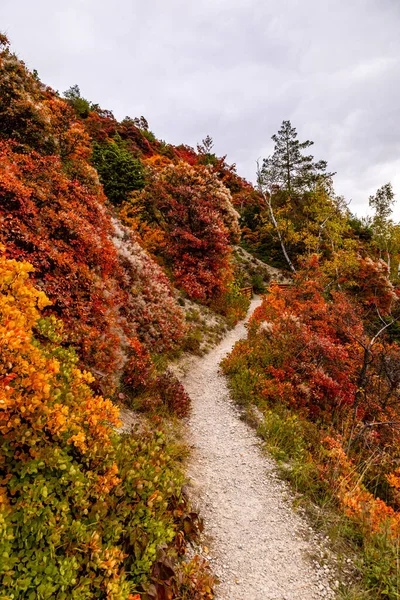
183,297,335,600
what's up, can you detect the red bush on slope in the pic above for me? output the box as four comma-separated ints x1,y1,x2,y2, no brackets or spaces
224,255,400,511
245,256,399,421
120,160,240,301
223,256,400,596
0,32,249,399
0,39,185,393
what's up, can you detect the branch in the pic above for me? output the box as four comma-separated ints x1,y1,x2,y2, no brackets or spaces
349,421,400,450
369,319,395,349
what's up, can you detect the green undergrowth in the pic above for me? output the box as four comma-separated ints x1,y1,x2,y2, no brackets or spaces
210,282,251,327
222,363,400,599
233,246,284,291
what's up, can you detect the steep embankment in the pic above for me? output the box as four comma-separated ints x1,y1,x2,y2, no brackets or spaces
184,298,334,600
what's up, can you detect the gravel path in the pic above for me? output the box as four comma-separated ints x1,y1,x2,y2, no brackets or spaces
183,297,334,600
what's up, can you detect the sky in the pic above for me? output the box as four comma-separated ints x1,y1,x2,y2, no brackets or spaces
1,0,400,218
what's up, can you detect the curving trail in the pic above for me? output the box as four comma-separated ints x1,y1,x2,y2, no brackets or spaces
183,297,334,600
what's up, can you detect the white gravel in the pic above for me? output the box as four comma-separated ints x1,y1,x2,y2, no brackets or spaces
183,297,335,600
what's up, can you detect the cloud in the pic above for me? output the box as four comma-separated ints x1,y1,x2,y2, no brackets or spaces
1,0,400,216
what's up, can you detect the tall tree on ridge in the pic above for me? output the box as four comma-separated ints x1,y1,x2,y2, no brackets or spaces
257,120,335,273
261,120,334,195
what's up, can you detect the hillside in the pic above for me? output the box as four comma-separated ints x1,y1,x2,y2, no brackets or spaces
1,34,400,600
0,34,261,599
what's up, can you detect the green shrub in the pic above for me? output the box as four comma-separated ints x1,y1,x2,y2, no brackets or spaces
362,533,400,598
251,273,266,294
229,367,258,406
92,136,144,205
141,129,156,144
63,84,91,119
182,329,203,355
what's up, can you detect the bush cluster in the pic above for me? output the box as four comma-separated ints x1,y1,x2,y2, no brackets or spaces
0,41,186,395
222,259,400,598
0,251,212,599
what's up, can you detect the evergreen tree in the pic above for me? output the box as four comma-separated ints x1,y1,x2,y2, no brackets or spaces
92,135,144,205
197,135,218,167
261,120,334,195
197,134,214,155
257,121,339,273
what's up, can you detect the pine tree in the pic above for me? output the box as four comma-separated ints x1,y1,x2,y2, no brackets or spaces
261,120,334,195
197,134,214,155
257,121,336,273
91,135,144,205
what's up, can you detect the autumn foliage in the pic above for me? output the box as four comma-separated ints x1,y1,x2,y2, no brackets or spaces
0,36,227,600
120,161,240,300
0,250,214,599
8,26,400,599
0,34,258,599
0,33,252,407
0,39,188,396
223,255,400,594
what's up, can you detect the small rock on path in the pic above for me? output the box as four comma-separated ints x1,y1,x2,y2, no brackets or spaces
183,297,334,600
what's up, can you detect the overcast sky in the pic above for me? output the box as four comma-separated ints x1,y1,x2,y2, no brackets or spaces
2,0,400,217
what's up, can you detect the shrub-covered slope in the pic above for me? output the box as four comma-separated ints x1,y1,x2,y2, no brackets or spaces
0,37,190,397
223,257,400,597
0,250,213,599
0,35,251,400
0,34,254,600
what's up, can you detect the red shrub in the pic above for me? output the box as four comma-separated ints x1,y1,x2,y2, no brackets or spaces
120,161,240,301
0,46,186,393
155,371,191,418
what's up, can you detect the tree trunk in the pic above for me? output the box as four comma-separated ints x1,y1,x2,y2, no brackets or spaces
257,162,296,274
386,245,391,278
346,318,395,453
266,197,296,274
346,346,370,453
286,137,292,194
